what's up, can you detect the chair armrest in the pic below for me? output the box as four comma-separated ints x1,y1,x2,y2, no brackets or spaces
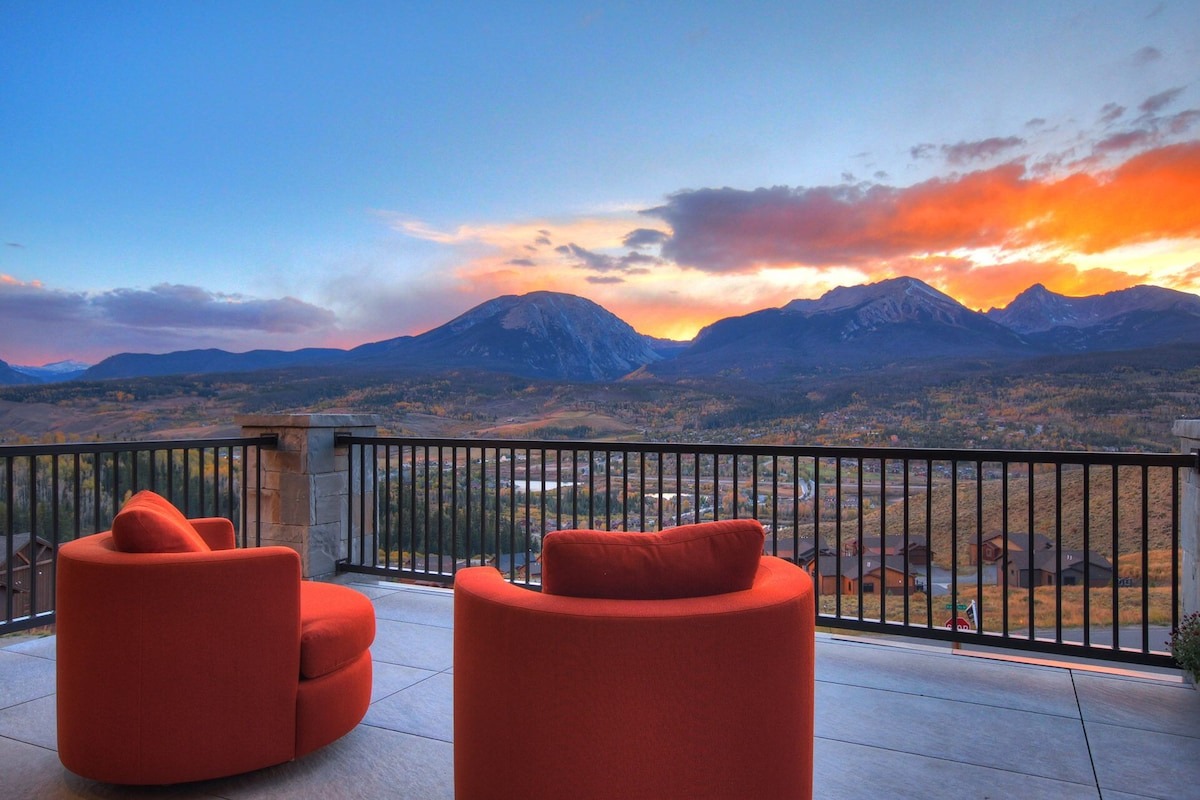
188,516,237,550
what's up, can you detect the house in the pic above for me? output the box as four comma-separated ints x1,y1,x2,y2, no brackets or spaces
812,554,918,596
846,534,929,564
970,531,1052,565
766,536,838,569
494,552,542,581
0,534,55,620
1005,548,1113,589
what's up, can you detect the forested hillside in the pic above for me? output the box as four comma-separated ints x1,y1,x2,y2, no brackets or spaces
2,344,1197,453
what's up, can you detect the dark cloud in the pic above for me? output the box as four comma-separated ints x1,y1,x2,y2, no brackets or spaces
941,136,1026,166
537,229,551,236
1090,98,1200,156
6,242,24,248
0,280,337,363
841,172,856,183
1140,87,1184,114
1099,103,1126,124
909,143,936,160
1134,46,1163,64
644,183,908,271
563,243,620,273
1093,129,1156,154
534,236,552,246
554,245,571,255
622,252,660,265
1025,117,1047,129
0,278,333,359
1166,109,1200,135
94,284,335,333
622,228,668,248
561,243,664,275
508,258,536,267
874,170,889,181
585,275,625,285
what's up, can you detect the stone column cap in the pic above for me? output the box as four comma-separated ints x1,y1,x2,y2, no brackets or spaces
236,413,381,428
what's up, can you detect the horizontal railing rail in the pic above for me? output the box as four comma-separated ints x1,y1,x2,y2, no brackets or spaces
1,434,278,634
338,434,1195,668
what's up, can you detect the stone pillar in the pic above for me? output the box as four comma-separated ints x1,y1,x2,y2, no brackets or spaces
238,413,380,579
1173,419,1200,620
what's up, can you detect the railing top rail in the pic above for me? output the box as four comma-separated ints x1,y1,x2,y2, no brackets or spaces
333,433,1194,468
0,433,279,457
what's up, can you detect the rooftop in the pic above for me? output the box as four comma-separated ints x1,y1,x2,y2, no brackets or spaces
2,577,1197,799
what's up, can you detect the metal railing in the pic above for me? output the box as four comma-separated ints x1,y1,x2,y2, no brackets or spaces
339,434,1195,668
0,434,278,634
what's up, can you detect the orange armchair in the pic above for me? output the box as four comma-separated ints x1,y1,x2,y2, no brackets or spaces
454,520,815,800
55,491,375,785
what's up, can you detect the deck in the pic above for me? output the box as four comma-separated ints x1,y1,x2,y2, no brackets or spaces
1,578,1196,799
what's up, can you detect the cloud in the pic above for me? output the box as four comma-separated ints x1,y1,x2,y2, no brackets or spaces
562,243,663,274
0,278,338,364
586,275,625,284
1165,262,1200,289
643,142,1200,273
1093,129,1156,154
1140,87,1184,114
508,258,536,267
1099,103,1125,124
1134,46,1162,64
910,143,936,160
1166,109,1200,135
93,284,335,333
622,228,668,248
940,136,1026,166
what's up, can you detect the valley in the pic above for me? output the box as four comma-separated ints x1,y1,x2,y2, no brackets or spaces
2,342,1197,453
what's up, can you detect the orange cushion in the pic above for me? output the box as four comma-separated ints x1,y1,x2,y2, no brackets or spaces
110,491,210,553
541,519,765,599
298,582,376,680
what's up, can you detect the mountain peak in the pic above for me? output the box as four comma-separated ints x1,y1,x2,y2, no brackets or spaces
783,276,975,329
987,283,1200,334
362,290,661,381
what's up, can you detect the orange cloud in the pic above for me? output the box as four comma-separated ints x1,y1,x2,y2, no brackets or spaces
1019,142,1200,253
648,142,1200,272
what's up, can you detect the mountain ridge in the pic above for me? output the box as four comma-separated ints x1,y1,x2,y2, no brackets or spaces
28,278,1200,384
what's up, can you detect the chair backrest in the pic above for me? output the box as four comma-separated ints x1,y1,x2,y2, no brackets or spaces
540,518,766,599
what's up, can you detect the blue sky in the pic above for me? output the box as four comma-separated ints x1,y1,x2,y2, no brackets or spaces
2,1,1199,365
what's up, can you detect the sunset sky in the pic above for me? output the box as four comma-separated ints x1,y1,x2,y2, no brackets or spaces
2,1,1199,365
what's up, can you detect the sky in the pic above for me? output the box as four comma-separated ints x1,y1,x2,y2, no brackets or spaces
2,1,1199,366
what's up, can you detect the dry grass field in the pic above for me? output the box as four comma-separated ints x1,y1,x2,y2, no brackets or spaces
849,464,1180,565
817,582,1174,631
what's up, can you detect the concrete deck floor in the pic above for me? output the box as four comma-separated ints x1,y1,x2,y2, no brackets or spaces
2,578,1197,799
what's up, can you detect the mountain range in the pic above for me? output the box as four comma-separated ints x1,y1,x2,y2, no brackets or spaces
8,278,1200,385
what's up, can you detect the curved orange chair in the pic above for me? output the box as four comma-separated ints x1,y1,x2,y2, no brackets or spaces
56,491,375,785
454,519,815,800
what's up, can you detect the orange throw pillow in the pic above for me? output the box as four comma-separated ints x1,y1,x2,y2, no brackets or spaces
111,490,210,553
541,519,764,599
